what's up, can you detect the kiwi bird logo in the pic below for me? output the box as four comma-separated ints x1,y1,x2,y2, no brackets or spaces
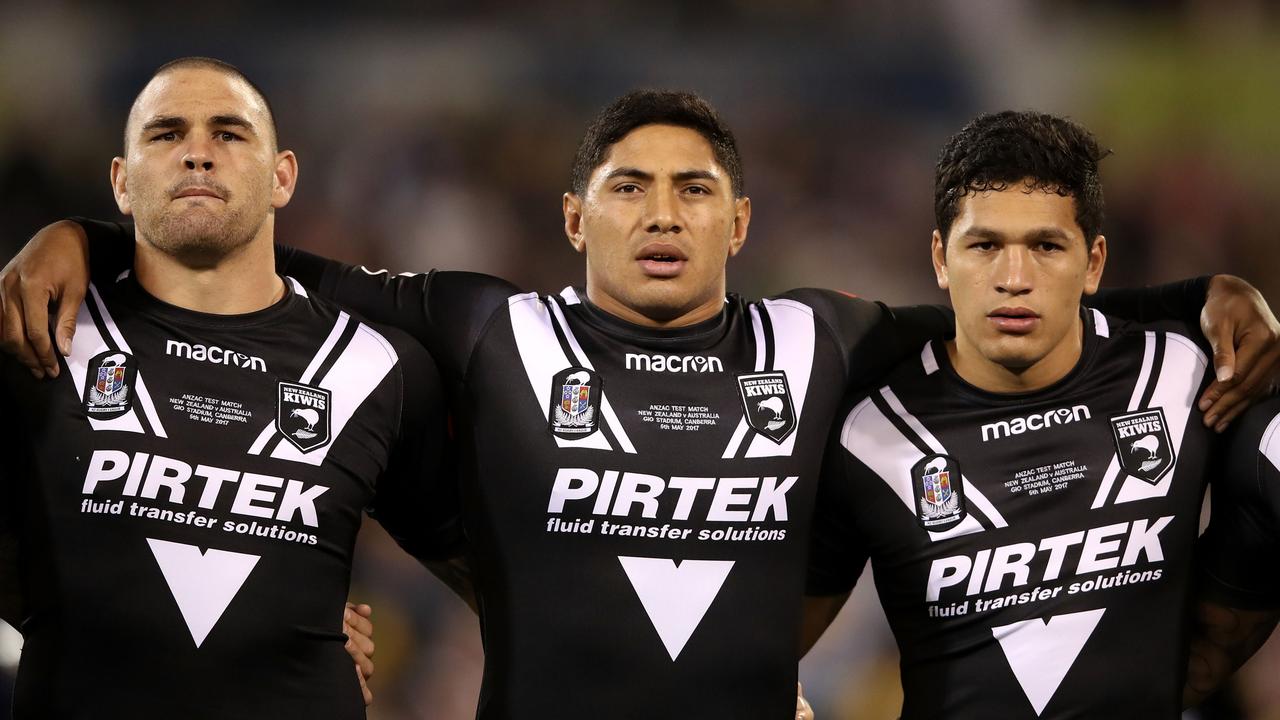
1129,434,1163,472
291,408,320,432
924,457,947,476
756,396,785,419
565,371,591,386
101,353,127,367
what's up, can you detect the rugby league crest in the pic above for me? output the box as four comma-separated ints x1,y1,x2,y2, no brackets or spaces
549,367,601,439
911,454,966,531
737,371,796,443
82,350,137,421
1109,408,1175,484
277,381,332,453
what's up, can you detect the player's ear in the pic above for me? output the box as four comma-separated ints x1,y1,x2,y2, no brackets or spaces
1082,235,1106,295
271,150,299,210
564,192,586,254
728,196,750,258
110,157,131,215
931,230,949,290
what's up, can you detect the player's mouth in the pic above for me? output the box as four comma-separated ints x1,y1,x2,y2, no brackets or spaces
636,243,688,278
171,182,227,202
988,306,1040,334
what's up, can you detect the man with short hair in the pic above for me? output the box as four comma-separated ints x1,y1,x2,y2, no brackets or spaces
802,111,1261,718
5,90,1279,718
0,57,450,717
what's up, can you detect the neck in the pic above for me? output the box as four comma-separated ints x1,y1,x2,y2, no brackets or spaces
947,313,1085,394
585,287,724,329
133,220,284,315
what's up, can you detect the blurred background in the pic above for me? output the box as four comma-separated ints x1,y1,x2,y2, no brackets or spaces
1,0,1278,717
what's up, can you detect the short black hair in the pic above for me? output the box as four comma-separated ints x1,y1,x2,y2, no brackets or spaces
570,89,745,197
127,56,278,150
934,110,1111,243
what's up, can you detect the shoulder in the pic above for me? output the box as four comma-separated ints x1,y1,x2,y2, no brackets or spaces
426,270,524,308
1096,309,1206,354
1227,395,1280,477
835,344,937,430
771,287,879,320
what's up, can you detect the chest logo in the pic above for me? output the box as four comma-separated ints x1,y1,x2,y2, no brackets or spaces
1109,408,1175,484
83,350,136,421
737,371,796,443
912,454,966,532
549,367,602,439
277,381,332,453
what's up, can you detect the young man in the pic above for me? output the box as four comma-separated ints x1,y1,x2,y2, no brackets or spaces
0,58,451,718
4,91,1278,718
803,111,1242,718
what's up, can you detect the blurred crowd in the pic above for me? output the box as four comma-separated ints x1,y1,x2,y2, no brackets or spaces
2,0,1279,718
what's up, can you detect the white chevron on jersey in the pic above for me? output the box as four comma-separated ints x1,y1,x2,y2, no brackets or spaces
248,311,350,455
548,293,636,454
743,299,816,458
269,322,399,466
1114,334,1207,504
1091,331,1157,509
840,395,986,541
720,304,769,458
992,608,1106,716
68,294,144,434
68,284,167,437
618,556,734,661
920,342,939,375
1091,308,1110,338
1263,412,1280,473
148,538,260,648
90,284,168,438
721,300,817,458
285,276,309,297
880,387,1009,530
508,292,612,451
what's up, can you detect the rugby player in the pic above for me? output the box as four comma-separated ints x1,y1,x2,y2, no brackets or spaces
0,58,453,717
4,91,1279,718
802,110,1278,718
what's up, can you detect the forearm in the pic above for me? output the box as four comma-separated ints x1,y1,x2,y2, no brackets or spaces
799,592,850,658
425,556,479,615
1086,276,1211,325
1183,600,1280,708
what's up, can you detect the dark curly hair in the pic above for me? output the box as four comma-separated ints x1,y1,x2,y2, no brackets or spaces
934,110,1111,244
570,89,744,197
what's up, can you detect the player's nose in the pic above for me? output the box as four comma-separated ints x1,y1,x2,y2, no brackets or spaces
182,137,215,172
995,245,1033,295
644,185,682,235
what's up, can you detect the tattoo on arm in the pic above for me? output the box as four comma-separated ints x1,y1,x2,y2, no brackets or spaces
1184,601,1280,709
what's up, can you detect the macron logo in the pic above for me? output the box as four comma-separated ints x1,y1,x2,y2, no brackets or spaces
981,405,1091,442
166,340,267,373
625,353,723,373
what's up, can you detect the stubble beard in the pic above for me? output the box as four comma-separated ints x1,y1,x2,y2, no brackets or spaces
133,176,271,269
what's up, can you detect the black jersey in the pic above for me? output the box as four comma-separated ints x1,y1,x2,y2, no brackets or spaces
0,273,452,719
808,309,1217,719
273,252,953,718
1199,395,1280,609
64,218,1212,718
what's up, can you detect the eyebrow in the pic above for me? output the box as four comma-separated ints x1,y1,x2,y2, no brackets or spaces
963,226,1072,242
603,167,722,184
138,114,258,136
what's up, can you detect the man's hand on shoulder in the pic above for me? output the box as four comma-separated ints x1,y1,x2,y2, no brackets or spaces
1197,274,1280,432
0,220,90,379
